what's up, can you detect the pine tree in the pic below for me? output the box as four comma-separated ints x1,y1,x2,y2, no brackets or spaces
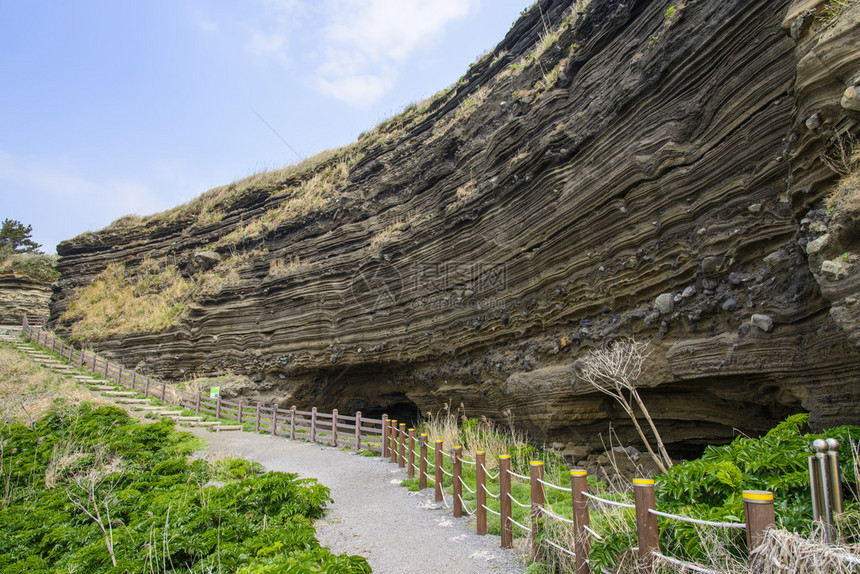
0,219,42,254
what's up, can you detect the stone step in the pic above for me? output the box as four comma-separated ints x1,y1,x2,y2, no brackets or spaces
102,391,136,397
211,425,243,432
171,416,202,421
135,406,163,411
116,398,152,404
90,385,117,391
183,421,219,427
158,410,183,416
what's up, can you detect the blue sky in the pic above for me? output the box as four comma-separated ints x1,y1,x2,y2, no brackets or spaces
0,0,528,253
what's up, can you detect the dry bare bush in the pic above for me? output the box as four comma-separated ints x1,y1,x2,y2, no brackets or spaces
575,338,673,473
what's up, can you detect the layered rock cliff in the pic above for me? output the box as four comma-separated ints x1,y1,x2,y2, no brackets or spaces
51,0,860,456
0,273,51,325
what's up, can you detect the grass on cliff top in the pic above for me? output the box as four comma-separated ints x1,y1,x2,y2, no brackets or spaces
0,252,59,283
0,343,109,424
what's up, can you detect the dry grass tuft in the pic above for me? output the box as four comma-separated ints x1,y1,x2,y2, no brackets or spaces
0,344,109,425
825,132,860,215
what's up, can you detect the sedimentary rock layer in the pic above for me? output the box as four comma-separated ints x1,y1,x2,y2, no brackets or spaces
52,0,860,453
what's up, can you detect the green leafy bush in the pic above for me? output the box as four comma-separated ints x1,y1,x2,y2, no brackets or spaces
0,404,369,573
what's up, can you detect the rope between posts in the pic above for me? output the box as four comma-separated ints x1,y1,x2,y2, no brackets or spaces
483,504,501,516
481,464,499,480
537,477,572,492
460,457,476,466
601,568,613,574
459,476,477,494
458,494,475,516
412,461,421,472
543,536,577,558
508,492,531,508
507,469,531,481
482,483,500,498
584,525,604,541
542,506,575,526
582,491,636,509
508,516,532,534
648,508,746,529
440,466,454,477
422,456,436,469
653,552,722,574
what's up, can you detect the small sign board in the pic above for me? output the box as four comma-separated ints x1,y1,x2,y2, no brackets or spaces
210,386,220,399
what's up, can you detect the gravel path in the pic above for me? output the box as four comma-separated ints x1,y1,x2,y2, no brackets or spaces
190,428,528,574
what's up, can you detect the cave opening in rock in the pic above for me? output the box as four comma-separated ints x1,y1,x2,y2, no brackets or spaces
363,399,421,429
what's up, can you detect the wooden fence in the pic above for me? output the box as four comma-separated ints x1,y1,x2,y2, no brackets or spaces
19,316,388,454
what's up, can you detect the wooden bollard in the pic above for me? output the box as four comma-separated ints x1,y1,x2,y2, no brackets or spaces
419,434,428,489
744,490,775,567
311,407,317,443
160,380,166,401
571,469,592,574
389,420,398,463
434,440,444,502
130,370,136,390
476,451,487,535
398,423,407,468
271,404,278,436
144,376,150,397
354,411,362,451
216,396,222,419
92,353,97,371
500,455,513,549
290,406,296,440
381,414,389,458
117,366,123,386
237,400,243,424
255,401,261,433
530,461,545,562
633,478,658,573
453,446,463,518
408,429,416,478
332,409,339,447
195,391,202,415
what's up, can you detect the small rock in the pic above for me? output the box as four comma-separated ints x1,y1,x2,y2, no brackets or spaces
763,249,791,271
810,221,827,235
681,286,696,298
551,442,566,451
751,314,774,332
841,86,860,112
655,293,674,315
697,227,707,236
701,256,724,276
805,113,821,130
748,203,763,213
722,298,738,312
821,258,849,279
728,272,750,285
806,234,830,256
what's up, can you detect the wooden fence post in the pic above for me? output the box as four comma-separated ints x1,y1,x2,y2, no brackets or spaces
271,404,278,436
633,478,658,573
290,406,296,440
571,469,592,574
311,406,317,443
130,370,136,390
117,366,123,386
103,359,110,378
195,390,201,415
237,400,243,424
434,440,444,503
476,451,487,535
216,396,222,419
92,353,97,372
408,428,416,479
144,376,151,397
160,380,166,401
530,461,545,562
453,446,463,518
255,401,261,433
390,420,398,463
419,433,428,490
500,455,513,549
332,409,338,447
744,490,775,568
354,411,362,451
381,414,389,458
398,423,406,468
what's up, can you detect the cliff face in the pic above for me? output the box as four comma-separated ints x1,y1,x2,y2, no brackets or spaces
0,273,51,325
52,0,860,454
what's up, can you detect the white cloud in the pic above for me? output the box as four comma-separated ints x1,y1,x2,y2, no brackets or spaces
196,19,219,33
314,0,481,106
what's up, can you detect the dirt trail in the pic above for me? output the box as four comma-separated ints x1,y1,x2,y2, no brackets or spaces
189,428,527,574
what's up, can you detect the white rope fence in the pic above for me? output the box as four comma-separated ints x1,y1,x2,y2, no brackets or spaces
542,506,575,526
481,464,499,480
508,516,532,534
507,469,531,481
460,457,476,466
648,508,746,529
584,524,604,541
481,483,500,498
543,536,577,558
458,494,476,516
508,492,531,508
459,476,477,494
582,491,636,509
537,477,572,492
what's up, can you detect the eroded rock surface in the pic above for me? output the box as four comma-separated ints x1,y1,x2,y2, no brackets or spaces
51,0,860,453
0,273,51,325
